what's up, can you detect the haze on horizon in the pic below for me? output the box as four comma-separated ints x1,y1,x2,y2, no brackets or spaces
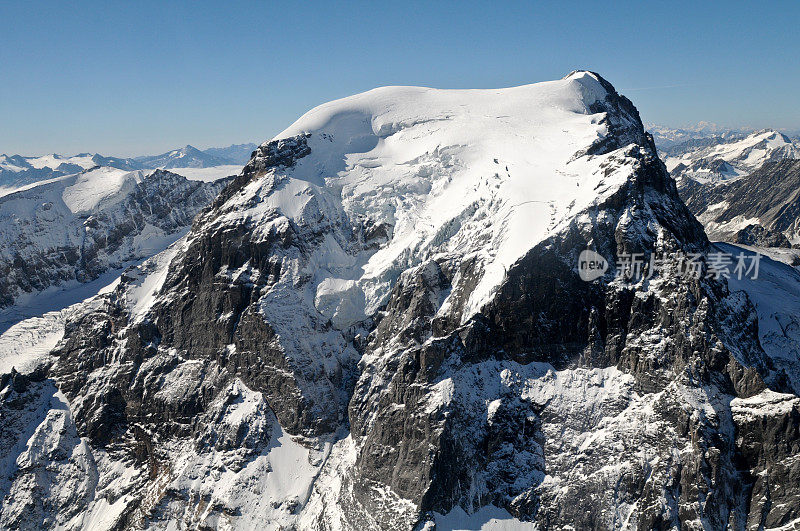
2,0,798,157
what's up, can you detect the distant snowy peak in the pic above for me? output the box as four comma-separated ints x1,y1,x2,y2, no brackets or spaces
0,154,33,172
17,152,138,171
680,158,800,245
666,129,800,184
0,153,141,195
86,153,140,170
647,122,752,149
202,142,258,165
1,143,252,195
135,144,233,169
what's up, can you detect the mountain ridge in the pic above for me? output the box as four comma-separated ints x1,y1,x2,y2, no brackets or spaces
0,167,231,321
0,144,257,195
665,129,799,184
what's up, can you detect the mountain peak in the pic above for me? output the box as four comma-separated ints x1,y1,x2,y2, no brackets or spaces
135,144,233,169
664,124,800,183
750,129,792,142
248,75,656,319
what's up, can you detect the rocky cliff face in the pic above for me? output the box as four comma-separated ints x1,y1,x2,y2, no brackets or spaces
2,73,800,530
680,159,800,245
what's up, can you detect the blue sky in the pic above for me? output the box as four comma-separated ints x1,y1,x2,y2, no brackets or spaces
2,0,798,156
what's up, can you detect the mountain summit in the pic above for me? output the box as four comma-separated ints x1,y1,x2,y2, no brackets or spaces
665,129,799,183
2,73,799,530
134,144,233,169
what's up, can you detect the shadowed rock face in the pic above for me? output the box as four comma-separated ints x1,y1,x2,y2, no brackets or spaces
343,141,793,529
680,159,800,244
732,224,792,248
51,135,353,443
5,76,800,530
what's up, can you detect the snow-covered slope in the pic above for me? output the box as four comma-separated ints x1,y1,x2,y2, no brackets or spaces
3,73,800,530
665,129,799,184
262,71,647,320
0,167,230,314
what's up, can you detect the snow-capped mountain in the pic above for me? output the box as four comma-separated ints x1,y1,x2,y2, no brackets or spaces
0,145,253,196
681,158,800,245
657,131,749,158
3,72,800,530
134,145,233,169
0,153,140,195
665,129,800,184
0,166,230,319
667,131,800,246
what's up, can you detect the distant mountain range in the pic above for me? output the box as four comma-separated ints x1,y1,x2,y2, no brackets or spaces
202,143,258,165
0,167,231,313
681,159,800,246
663,129,799,184
133,145,234,169
648,122,799,147
655,128,800,247
0,143,257,193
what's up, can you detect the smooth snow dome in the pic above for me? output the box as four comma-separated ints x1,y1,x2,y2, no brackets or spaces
266,71,638,319
61,167,143,214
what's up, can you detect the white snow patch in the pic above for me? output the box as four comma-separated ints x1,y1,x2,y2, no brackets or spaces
61,167,142,214
124,237,188,322
314,278,366,329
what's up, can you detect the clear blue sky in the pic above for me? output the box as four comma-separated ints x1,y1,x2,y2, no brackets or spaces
2,0,798,156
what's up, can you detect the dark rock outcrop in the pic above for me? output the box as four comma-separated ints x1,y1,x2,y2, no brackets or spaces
680,159,800,244
733,223,792,248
